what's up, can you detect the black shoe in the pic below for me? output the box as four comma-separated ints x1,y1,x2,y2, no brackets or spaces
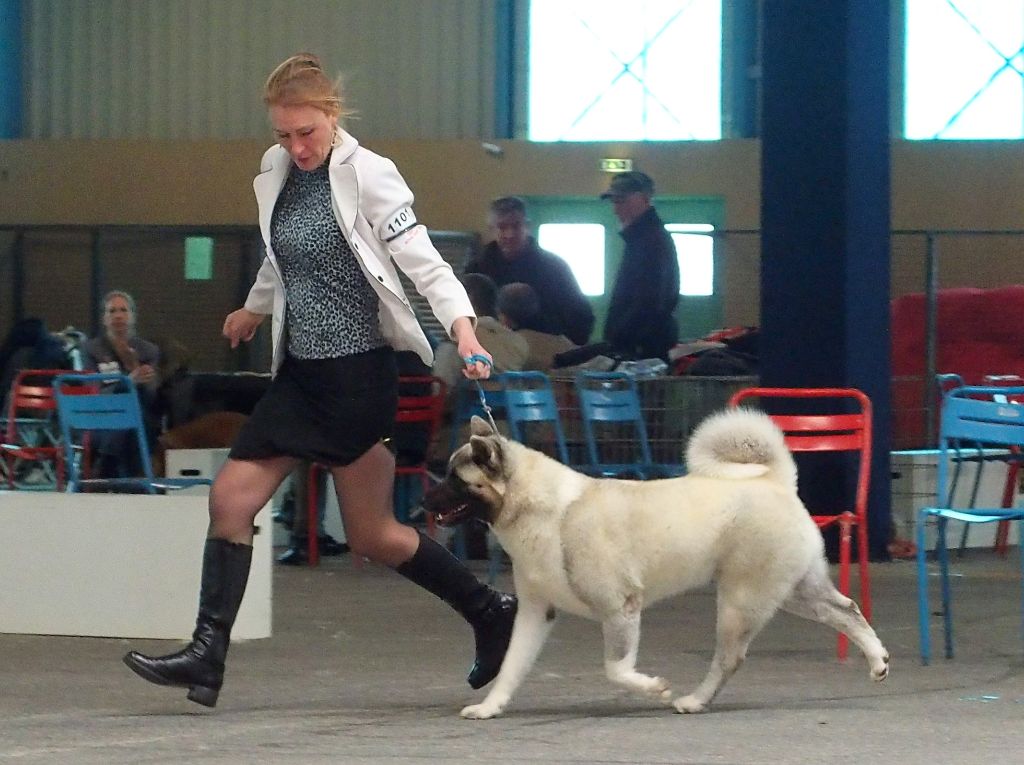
466,592,518,689
276,546,307,566
319,535,349,556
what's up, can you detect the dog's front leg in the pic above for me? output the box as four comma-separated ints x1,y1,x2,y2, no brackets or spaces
602,596,671,702
461,596,555,720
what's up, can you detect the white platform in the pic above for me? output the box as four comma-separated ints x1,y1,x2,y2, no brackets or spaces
0,492,272,640
165,448,346,546
891,449,1022,550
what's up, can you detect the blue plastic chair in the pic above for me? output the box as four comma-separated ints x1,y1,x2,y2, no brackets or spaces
500,371,570,464
916,385,1024,664
573,371,685,479
54,373,213,494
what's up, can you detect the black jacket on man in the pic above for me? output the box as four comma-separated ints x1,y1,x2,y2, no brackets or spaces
604,206,680,360
465,239,595,345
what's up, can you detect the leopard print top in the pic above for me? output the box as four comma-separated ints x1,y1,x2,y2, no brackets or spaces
271,158,386,359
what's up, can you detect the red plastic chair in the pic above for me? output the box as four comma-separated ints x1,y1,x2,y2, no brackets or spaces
2,369,71,490
305,375,447,567
728,387,873,661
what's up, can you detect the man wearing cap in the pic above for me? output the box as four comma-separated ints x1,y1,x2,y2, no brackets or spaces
600,171,680,361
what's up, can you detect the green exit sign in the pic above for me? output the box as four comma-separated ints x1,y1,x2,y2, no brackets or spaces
600,158,633,172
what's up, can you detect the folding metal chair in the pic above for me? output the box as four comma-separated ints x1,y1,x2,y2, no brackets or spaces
574,371,685,479
2,369,69,490
916,385,1024,664
728,386,873,660
53,372,212,494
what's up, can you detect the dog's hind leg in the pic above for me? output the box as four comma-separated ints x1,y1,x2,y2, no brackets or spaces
602,595,672,703
461,595,556,720
780,562,889,681
673,595,775,714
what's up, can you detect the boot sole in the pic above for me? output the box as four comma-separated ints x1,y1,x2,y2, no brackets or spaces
122,653,220,708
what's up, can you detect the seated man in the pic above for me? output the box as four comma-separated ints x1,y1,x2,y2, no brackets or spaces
431,273,528,388
496,282,578,371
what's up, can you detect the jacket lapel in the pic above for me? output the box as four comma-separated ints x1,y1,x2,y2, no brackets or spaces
329,129,359,235
252,151,290,251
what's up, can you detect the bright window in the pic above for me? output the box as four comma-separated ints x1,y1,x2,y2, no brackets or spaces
905,0,1024,139
667,224,714,296
529,0,722,141
537,223,605,296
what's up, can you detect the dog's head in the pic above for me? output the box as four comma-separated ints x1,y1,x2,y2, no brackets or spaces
424,416,508,527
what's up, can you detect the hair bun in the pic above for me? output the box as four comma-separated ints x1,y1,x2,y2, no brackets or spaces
295,52,322,71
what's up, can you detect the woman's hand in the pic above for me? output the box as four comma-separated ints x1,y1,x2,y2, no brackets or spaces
451,317,492,380
129,364,157,385
223,308,265,348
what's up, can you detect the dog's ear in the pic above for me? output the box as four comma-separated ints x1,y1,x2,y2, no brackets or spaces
469,415,496,436
469,434,502,475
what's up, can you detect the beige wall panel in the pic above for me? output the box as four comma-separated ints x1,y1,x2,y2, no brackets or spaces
3,138,1023,347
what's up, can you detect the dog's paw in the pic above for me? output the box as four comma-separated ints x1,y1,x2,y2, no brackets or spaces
644,676,672,701
672,694,709,714
460,701,504,720
870,652,890,682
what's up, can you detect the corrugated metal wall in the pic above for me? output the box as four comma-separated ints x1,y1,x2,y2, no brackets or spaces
24,0,498,140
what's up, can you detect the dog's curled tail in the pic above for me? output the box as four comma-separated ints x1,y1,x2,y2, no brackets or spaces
686,408,797,488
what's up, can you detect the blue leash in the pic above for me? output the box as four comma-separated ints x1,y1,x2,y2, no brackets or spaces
463,354,499,432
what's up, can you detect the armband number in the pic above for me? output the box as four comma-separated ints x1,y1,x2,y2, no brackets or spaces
379,206,418,242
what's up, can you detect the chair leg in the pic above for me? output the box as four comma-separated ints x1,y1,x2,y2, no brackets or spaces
837,517,852,661
1018,520,1024,651
916,510,932,665
418,472,437,539
995,463,1019,557
937,517,954,660
307,463,321,568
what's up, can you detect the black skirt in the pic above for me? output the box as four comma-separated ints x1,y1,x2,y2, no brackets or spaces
230,347,397,466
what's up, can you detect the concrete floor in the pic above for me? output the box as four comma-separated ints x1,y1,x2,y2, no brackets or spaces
2,549,1024,764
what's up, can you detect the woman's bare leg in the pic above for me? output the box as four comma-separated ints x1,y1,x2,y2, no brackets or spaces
209,456,299,543
329,442,417,565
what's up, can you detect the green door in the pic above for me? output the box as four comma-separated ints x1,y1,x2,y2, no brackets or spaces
523,196,725,343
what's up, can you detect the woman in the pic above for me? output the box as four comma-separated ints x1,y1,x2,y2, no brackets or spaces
123,53,515,707
81,291,162,477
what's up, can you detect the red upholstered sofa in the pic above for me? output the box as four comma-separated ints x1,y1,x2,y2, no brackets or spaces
891,285,1024,448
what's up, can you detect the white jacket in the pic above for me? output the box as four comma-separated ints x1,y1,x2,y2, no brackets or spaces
245,128,473,376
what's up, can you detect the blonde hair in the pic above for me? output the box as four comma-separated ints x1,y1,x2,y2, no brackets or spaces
263,53,350,120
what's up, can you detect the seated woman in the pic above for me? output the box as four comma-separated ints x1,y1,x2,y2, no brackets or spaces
81,290,161,478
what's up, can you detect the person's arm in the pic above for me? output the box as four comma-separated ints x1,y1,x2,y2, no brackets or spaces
223,257,273,347
358,153,475,348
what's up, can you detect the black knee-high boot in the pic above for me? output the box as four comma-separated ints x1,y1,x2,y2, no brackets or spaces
123,538,253,707
396,531,517,689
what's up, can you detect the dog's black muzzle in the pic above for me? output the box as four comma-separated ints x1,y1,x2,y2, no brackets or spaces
423,481,486,527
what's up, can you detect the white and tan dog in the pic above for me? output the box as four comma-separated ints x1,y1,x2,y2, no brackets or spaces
424,409,889,719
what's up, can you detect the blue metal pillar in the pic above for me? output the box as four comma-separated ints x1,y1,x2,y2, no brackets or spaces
760,1,892,559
